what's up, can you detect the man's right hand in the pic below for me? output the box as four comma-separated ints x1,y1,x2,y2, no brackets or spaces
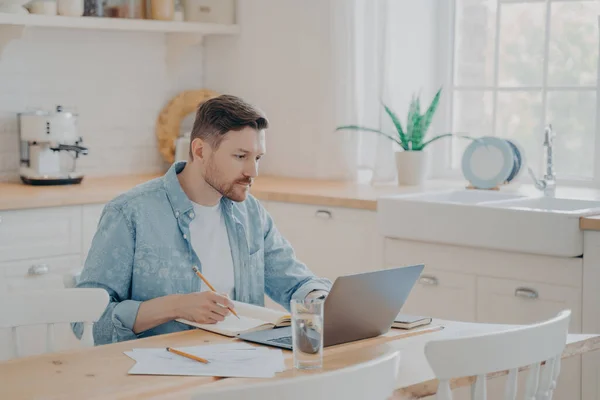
175,291,235,324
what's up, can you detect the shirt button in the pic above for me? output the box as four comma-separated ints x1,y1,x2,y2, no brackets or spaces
183,234,187,240
175,211,180,217
189,212,195,218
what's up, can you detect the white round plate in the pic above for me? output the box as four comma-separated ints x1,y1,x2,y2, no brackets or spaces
461,136,515,189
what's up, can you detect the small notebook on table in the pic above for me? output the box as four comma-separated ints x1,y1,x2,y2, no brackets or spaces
392,313,432,329
176,300,291,338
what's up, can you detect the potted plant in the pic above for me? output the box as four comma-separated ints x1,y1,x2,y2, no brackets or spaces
336,88,473,185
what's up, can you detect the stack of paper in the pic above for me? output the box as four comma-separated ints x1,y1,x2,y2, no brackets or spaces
124,342,286,378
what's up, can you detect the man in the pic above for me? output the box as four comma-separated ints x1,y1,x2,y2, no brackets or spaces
73,95,331,345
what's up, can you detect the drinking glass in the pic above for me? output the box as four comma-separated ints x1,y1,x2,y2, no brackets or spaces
290,298,324,370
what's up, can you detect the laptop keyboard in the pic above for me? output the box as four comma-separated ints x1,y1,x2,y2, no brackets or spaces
267,336,293,346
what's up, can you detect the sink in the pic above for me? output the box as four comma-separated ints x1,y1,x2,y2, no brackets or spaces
389,189,526,204
377,190,600,257
482,197,600,215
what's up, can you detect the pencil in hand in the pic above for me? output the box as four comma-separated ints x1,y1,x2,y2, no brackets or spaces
192,266,240,320
166,347,209,364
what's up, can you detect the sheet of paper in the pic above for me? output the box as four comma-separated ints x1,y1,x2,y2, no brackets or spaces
124,342,286,378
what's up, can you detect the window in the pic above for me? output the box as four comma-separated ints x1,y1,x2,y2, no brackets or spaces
437,0,599,186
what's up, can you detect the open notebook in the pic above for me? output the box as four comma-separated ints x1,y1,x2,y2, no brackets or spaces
176,300,291,338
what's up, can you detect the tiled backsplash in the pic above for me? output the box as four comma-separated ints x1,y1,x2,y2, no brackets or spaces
0,28,204,182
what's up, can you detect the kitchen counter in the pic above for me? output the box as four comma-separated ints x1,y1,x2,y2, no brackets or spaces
0,173,453,212
580,215,600,231
3,173,600,230
0,174,161,211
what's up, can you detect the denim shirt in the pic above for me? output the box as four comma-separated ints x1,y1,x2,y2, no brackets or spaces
73,161,332,345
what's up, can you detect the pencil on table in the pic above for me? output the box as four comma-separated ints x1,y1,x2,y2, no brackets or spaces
192,266,240,319
166,347,209,364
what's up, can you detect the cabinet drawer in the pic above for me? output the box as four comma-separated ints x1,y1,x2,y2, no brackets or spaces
0,255,82,293
0,206,82,262
0,254,84,360
266,202,383,280
384,238,582,288
476,277,582,332
400,268,476,322
267,201,376,224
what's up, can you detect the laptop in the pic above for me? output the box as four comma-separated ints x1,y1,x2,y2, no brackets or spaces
238,264,424,350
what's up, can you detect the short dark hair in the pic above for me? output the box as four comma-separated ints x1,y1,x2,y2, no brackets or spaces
189,94,269,157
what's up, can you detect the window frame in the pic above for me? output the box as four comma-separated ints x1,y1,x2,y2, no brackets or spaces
432,0,600,189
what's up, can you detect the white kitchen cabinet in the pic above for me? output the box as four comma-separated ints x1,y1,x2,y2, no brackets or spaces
0,206,81,262
401,268,476,322
266,201,383,282
384,238,582,288
81,203,106,262
476,276,582,399
0,206,86,360
476,276,582,332
0,255,81,293
384,236,586,399
0,254,83,361
582,230,600,400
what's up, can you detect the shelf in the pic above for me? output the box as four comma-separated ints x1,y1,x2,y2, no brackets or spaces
0,12,240,73
0,12,240,34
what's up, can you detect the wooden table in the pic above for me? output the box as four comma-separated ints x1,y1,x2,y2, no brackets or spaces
1,320,598,400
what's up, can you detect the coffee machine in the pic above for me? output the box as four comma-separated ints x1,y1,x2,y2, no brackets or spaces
19,105,89,185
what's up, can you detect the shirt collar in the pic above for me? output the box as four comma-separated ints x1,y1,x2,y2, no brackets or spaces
163,161,194,217
163,161,236,218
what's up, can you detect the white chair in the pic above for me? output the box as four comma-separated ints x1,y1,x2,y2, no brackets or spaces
424,310,571,400
193,351,401,400
0,288,109,360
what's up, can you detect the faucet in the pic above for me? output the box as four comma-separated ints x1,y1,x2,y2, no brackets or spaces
528,124,556,197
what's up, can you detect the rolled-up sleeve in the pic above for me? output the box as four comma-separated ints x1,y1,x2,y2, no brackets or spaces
71,205,140,345
261,205,332,311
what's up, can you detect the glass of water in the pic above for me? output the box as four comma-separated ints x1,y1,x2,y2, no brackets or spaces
290,298,324,370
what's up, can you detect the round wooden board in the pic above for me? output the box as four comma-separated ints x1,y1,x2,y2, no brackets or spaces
156,89,220,164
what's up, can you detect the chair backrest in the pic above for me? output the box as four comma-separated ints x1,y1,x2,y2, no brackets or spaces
0,288,109,359
193,351,401,400
424,310,571,400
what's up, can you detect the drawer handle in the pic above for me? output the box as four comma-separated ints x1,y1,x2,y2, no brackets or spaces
315,210,332,219
419,275,438,286
515,287,538,299
28,264,49,276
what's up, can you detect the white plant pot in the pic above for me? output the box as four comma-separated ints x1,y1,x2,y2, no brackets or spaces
395,150,429,186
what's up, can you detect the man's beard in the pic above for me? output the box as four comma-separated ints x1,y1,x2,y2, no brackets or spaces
204,164,252,202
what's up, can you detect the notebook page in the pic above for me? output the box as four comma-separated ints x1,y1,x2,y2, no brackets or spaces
178,313,270,335
233,301,290,325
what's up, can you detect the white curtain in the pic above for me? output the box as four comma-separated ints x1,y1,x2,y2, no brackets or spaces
330,0,439,184
330,0,398,184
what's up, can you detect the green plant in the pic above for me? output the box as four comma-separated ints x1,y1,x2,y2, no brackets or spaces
336,87,473,151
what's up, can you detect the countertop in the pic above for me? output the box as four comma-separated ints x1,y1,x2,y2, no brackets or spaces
0,173,451,212
2,173,600,230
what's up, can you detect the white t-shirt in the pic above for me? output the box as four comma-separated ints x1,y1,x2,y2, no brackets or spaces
189,200,235,298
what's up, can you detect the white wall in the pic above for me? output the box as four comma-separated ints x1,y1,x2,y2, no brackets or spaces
203,0,356,180
203,0,440,181
0,1,440,183
0,28,204,182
